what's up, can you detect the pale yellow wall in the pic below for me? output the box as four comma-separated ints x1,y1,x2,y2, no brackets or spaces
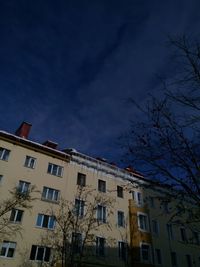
0,139,130,267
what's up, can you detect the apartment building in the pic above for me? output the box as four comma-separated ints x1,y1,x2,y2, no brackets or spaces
0,122,200,267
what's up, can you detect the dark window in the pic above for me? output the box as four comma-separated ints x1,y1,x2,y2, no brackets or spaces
193,231,199,245
118,211,125,227
117,186,123,198
152,220,159,235
118,241,127,261
97,205,106,223
96,237,105,256
10,209,23,223
72,232,82,254
75,199,85,217
0,147,10,161
77,173,86,186
155,249,162,264
167,224,174,240
180,228,187,242
30,245,51,262
171,252,177,267
186,254,192,267
98,180,106,192
141,244,151,262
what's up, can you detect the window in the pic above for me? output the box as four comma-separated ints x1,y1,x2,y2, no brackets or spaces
163,201,170,213
167,224,174,240
152,220,159,235
30,245,51,262
96,237,105,256
72,232,82,254
193,231,199,245
117,186,123,198
36,214,55,229
77,173,86,186
0,147,10,161
118,241,127,261
75,199,84,217
24,156,36,169
18,180,30,194
47,163,63,177
42,187,60,202
140,243,151,263
155,249,162,265
10,209,23,223
118,211,125,227
131,191,135,200
138,213,149,231
0,175,3,185
0,241,16,258
97,205,106,223
149,197,155,208
98,179,106,193
186,254,192,267
171,252,178,267
180,227,187,242
137,192,142,205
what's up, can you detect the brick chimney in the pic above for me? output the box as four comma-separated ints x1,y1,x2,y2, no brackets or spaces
15,122,32,139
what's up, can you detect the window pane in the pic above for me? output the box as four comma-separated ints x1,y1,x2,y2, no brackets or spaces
36,247,44,261
36,214,43,227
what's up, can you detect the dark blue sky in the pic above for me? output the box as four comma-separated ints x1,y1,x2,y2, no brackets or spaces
0,0,200,162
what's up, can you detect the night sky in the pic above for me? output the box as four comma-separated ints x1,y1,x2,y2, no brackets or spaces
0,0,200,163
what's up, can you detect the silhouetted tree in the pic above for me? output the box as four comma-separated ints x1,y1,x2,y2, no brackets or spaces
122,35,200,225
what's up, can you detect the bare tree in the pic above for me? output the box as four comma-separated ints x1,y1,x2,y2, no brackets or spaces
121,35,200,224
0,185,36,240
41,185,115,267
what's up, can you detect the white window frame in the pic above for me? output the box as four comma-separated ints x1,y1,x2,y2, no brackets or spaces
42,187,60,202
10,209,24,223
0,241,16,258
97,205,106,223
24,155,36,169
30,245,51,262
36,214,55,229
18,180,30,193
138,212,149,232
47,163,63,177
140,242,151,263
0,147,10,161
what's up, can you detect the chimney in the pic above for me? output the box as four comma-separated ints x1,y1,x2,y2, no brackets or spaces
15,122,32,139
43,140,58,149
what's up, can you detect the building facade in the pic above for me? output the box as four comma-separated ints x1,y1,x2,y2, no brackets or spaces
0,122,200,267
